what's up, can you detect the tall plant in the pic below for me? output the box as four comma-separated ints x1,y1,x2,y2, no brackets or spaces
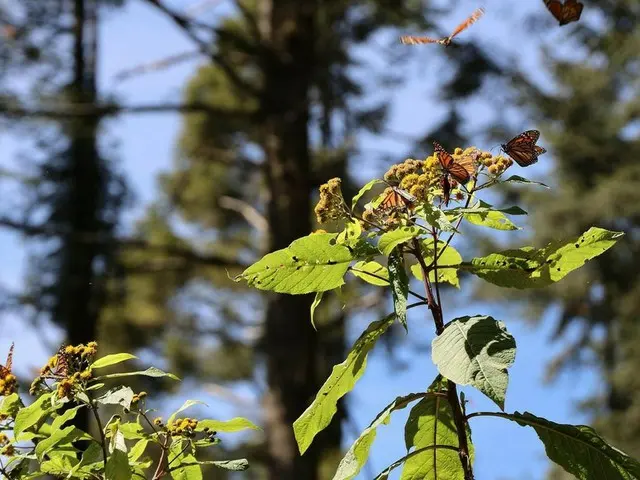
237,144,639,479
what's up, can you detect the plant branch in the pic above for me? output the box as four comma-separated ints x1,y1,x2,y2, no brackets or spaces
413,241,474,479
89,399,108,472
0,102,252,120
152,434,169,480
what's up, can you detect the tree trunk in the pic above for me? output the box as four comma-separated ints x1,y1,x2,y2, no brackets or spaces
260,0,329,478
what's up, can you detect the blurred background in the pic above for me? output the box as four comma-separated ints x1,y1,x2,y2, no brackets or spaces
0,0,638,478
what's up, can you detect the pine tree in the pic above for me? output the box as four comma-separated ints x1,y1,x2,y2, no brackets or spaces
514,0,640,467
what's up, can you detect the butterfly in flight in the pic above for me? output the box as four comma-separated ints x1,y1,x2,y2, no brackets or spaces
0,343,14,378
501,130,547,167
378,186,417,211
400,8,485,47
545,0,583,26
433,142,476,205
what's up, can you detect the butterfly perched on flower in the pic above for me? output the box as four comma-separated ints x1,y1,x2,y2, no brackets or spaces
433,142,476,205
545,0,583,26
378,186,417,211
0,343,14,378
400,8,485,47
501,130,547,167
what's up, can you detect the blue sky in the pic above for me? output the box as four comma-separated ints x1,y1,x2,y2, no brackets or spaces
0,1,600,478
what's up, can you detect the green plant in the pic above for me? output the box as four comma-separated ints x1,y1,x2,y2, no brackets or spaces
0,342,256,479
237,146,640,479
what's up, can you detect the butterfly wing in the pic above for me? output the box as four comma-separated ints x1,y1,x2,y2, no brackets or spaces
379,187,415,210
433,141,454,170
561,0,583,25
400,35,440,45
449,8,485,40
534,145,547,155
441,176,452,206
447,163,471,184
502,131,541,167
5,343,13,372
545,0,564,23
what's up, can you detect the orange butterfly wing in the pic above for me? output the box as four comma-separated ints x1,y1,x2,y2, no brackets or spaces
400,35,440,45
545,0,564,22
434,142,471,184
379,187,415,210
534,146,547,155
449,8,485,40
502,130,545,167
561,0,583,25
447,163,471,184
0,343,14,377
433,142,454,170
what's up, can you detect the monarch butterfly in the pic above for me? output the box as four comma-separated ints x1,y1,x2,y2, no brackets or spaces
545,0,583,26
378,186,417,211
400,8,485,47
501,130,547,167
0,343,14,378
433,142,476,205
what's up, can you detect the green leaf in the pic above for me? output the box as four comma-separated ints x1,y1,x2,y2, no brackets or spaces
400,379,473,480
293,315,395,454
128,439,148,462
197,459,250,471
411,240,462,288
333,393,426,480
432,315,516,409
169,440,202,480
470,227,624,289
35,425,85,461
378,227,421,256
0,393,21,417
118,422,145,439
169,400,208,424
337,219,362,246
105,448,131,480
97,387,135,409
488,411,640,480
351,261,390,286
67,441,103,478
459,201,525,231
51,405,83,430
310,291,324,331
236,233,354,294
14,394,53,441
415,203,457,232
196,417,260,433
91,353,137,369
352,179,383,209
98,367,180,381
502,175,550,188
388,251,409,330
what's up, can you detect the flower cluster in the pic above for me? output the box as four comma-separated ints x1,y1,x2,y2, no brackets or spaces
0,432,14,456
0,369,17,397
314,178,348,224
384,157,441,200
480,152,513,176
30,342,98,397
168,417,199,437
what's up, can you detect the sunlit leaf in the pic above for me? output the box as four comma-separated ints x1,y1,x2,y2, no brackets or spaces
352,179,384,210
14,393,53,441
333,393,426,480
378,227,421,256
169,439,201,480
293,315,395,454
388,251,409,330
411,239,462,288
168,400,208,424
502,175,549,188
470,227,623,289
351,261,389,286
236,233,355,294
97,387,135,409
91,353,137,369
484,411,640,480
432,316,516,409
98,367,179,381
400,378,473,480
196,417,260,433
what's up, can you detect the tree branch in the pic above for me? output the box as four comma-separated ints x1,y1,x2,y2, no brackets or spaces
0,102,253,120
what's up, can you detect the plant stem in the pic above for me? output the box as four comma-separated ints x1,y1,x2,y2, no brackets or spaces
88,398,108,472
414,241,474,480
152,434,169,480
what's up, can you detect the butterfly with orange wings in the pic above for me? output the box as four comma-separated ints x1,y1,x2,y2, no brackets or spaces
433,142,476,205
545,0,583,26
501,130,547,167
401,8,485,47
0,343,14,378
378,185,417,211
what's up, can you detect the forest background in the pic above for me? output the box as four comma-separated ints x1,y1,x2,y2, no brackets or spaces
0,0,637,478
